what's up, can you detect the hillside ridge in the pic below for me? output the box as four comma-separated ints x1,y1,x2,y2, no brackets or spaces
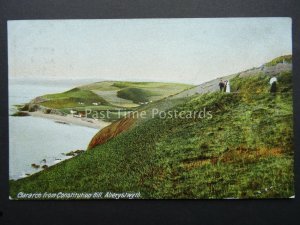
10,55,293,199
88,55,292,149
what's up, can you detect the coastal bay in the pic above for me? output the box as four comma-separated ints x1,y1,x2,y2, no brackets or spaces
9,78,109,180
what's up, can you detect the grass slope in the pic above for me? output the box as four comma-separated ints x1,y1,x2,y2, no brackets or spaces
264,55,292,67
117,87,158,103
35,81,193,121
40,88,109,109
81,81,193,108
10,69,294,199
30,81,192,122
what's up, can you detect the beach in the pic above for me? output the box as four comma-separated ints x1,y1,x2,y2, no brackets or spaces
29,111,111,129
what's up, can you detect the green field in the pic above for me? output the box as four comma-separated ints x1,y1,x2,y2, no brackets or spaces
10,61,294,198
40,88,109,109
116,88,158,103
80,81,193,107
35,81,193,121
26,81,193,122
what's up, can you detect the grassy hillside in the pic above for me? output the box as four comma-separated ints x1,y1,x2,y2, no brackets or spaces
117,88,158,103
264,55,292,67
22,81,193,122
81,81,193,108
10,67,293,199
40,88,109,109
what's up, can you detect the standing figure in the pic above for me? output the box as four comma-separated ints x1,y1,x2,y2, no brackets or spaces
226,80,231,93
219,80,225,92
224,80,228,92
270,76,278,94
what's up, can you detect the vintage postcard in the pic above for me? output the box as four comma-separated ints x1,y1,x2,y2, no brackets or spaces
8,18,294,199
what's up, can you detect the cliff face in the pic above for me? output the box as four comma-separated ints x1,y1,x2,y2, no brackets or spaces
88,116,136,149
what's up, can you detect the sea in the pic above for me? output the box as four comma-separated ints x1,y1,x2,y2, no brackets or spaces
9,77,102,180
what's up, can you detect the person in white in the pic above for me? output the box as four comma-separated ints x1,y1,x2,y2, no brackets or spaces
226,80,230,93
270,76,278,85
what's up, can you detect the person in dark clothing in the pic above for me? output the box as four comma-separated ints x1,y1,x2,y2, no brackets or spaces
219,80,225,92
270,82,277,93
269,76,278,94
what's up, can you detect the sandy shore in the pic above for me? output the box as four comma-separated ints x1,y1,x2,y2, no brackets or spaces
29,111,111,129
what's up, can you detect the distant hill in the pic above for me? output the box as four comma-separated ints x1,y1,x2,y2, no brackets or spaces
79,81,193,107
10,55,293,199
20,81,193,122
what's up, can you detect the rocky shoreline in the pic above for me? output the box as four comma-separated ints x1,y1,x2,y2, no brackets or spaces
20,149,86,179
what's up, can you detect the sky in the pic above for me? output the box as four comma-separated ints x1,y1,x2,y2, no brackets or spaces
8,18,292,85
